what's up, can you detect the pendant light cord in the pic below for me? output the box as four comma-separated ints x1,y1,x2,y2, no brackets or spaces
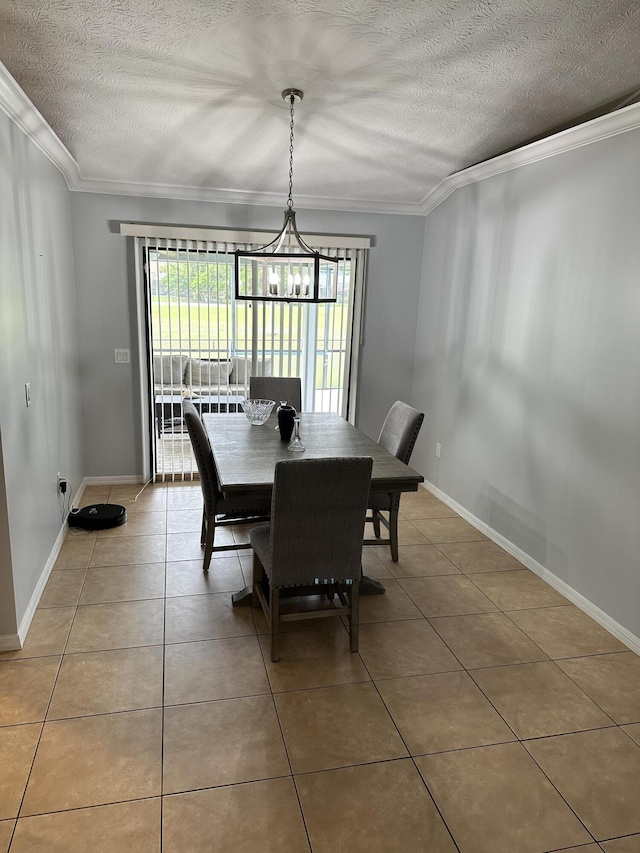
287,93,295,209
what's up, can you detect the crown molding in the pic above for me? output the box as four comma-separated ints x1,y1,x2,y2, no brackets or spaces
71,175,425,215
0,60,80,188
3,59,640,217
420,101,640,214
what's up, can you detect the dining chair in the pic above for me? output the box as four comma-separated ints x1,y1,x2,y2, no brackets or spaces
364,401,424,562
250,456,373,661
182,400,271,571
249,376,302,412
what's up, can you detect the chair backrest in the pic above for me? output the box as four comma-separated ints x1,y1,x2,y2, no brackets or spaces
378,401,424,465
268,457,373,588
182,400,220,514
250,376,302,413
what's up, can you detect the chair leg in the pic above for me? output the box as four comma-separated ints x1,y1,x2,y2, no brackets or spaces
349,581,360,653
389,505,399,563
202,514,215,573
200,510,207,546
269,587,280,662
252,553,262,608
372,509,381,538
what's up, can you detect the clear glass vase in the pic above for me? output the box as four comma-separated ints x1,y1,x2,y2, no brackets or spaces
287,417,305,452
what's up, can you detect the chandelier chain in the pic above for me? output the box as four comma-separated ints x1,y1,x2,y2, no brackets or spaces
287,94,295,209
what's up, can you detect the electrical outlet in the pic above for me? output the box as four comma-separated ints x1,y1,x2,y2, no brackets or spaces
57,473,67,494
435,442,441,458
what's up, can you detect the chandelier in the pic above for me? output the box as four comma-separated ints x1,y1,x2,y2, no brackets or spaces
234,88,339,303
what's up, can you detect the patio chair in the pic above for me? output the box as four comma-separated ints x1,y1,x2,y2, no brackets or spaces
250,456,373,661
182,400,271,571
249,376,302,412
364,401,424,562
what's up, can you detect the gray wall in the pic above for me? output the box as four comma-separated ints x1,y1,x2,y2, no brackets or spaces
0,111,83,634
412,128,640,637
70,194,425,476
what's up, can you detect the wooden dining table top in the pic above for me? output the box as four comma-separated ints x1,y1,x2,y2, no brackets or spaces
202,411,424,496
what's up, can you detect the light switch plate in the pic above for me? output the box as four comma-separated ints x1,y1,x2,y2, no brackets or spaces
114,349,131,364
25,382,31,407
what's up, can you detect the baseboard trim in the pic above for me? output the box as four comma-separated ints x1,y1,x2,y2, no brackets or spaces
10,482,86,651
83,475,142,486
422,480,640,656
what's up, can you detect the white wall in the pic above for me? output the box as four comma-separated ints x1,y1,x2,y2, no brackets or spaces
412,127,640,638
0,110,83,637
70,194,425,476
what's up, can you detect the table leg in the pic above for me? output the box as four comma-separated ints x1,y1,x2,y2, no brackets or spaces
231,575,385,607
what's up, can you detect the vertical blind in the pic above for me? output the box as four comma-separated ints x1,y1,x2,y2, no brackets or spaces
127,229,369,481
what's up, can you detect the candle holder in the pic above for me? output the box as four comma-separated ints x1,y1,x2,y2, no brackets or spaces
287,417,305,452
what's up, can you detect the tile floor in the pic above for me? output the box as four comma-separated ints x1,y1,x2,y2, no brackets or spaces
1,483,640,852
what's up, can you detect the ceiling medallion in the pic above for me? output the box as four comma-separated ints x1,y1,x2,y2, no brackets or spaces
234,88,339,303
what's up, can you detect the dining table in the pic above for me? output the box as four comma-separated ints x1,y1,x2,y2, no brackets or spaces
202,411,424,606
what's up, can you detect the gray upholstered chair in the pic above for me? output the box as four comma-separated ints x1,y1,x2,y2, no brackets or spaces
249,376,302,413
182,400,271,571
250,456,373,661
365,401,424,562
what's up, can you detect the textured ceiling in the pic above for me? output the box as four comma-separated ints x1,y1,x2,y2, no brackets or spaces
0,0,639,211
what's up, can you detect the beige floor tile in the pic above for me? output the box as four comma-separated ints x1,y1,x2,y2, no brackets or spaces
80,485,112,500
166,487,203,510
399,575,499,617
360,548,393,578
412,517,486,543
601,835,640,852
165,593,256,643
54,536,96,569
430,612,548,669
166,508,202,534
378,543,460,577
297,758,457,853
0,608,75,661
66,600,165,652
417,742,591,853
110,485,167,513
275,682,407,773
47,646,164,719
0,724,41,819
89,535,166,567
471,661,614,739
378,671,515,755
166,558,245,596
79,564,165,604
358,578,423,623
0,821,14,853
163,695,289,793
259,626,370,692
21,709,162,815
38,569,86,608
508,606,627,659
525,727,640,841
0,658,60,725
358,618,462,679
164,636,269,705
97,510,166,538
557,652,640,724
469,570,569,610
399,493,458,520
163,778,309,853
166,529,236,562
624,723,640,746
398,518,434,543
11,798,161,852
436,540,524,573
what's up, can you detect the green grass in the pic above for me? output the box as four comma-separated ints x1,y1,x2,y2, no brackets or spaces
150,300,349,388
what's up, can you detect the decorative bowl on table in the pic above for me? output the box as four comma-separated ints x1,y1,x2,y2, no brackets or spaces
241,398,276,425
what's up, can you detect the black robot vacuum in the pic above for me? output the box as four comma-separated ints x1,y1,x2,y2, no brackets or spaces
68,503,127,530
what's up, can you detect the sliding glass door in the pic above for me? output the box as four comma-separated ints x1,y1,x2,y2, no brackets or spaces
141,237,363,479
